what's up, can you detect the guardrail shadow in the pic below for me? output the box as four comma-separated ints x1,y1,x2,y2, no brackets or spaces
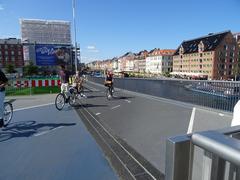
75,104,108,109
0,120,76,142
86,95,105,99
113,96,135,100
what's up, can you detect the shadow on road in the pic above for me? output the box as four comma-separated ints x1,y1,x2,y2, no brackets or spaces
0,120,76,142
86,95,105,99
75,104,108,109
113,96,135,100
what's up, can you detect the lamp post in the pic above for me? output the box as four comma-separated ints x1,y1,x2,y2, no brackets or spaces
72,0,78,73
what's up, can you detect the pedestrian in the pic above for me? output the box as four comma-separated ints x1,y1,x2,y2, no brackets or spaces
0,69,8,128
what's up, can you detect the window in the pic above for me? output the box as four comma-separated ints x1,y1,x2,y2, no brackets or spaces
5,51,8,55
224,45,228,50
4,45,8,49
11,51,15,55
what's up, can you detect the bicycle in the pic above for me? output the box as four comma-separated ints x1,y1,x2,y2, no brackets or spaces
3,101,13,127
105,82,114,100
55,86,79,111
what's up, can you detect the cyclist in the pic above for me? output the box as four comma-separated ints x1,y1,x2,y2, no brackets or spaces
72,71,86,98
59,65,70,102
104,71,114,96
0,69,8,128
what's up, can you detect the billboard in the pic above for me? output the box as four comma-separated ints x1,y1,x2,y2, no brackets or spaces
35,44,71,66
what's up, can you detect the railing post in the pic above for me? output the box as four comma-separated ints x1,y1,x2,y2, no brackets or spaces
165,135,192,180
202,152,226,180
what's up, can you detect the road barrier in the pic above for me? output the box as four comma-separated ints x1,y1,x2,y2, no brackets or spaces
6,78,61,96
13,79,61,88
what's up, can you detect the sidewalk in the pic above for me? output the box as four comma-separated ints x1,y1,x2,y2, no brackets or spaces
6,94,57,110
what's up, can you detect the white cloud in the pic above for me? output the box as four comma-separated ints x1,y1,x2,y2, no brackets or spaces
87,45,96,50
86,44,100,53
0,4,4,11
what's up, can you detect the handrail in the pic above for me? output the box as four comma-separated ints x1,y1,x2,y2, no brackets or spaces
192,131,240,166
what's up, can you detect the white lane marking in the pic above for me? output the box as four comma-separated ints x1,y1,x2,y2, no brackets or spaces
34,126,64,137
14,103,55,112
125,100,131,103
219,113,224,117
111,105,121,110
187,107,196,134
96,112,101,116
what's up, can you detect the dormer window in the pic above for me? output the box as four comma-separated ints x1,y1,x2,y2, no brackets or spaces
198,41,204,52
180,45,184,55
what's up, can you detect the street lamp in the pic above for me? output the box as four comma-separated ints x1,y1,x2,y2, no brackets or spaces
72,0,78,73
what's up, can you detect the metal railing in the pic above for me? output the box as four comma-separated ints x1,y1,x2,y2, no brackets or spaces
166,125,240,180
88,77,240,112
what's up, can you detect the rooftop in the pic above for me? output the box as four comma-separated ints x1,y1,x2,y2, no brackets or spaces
174,30,231,55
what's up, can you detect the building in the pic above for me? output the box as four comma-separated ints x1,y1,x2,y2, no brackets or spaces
20,19,71,44
146,48,161,74
173,31,239,80
0,38,24,73
134,50,148,73
160,49,175,73
20,19,75,71
117,52,135,72
145,49,175,74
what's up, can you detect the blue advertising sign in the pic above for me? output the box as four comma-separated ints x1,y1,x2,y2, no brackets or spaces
35,45,71,66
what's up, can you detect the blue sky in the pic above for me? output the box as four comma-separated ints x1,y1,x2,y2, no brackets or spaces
0,0,240,63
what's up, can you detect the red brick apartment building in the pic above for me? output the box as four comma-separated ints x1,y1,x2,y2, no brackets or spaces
0,38,24,72
173,31,239,80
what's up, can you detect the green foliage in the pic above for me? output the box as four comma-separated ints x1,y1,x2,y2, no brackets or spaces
233,61,240,80
163,72,171,77
23,61,39,76
5,64,17,73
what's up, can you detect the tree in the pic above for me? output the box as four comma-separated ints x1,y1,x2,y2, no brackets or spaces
23,61,39,76
5,64,17,74
233,61,240,81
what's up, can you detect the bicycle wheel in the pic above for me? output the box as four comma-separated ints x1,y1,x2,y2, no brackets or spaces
55,93,66,111
3,102,13,127
106,88,112,100
69,94,77,107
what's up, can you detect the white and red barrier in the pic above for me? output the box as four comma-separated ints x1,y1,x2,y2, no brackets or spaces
13,79,61,88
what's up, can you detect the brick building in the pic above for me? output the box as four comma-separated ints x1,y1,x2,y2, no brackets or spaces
0,38,24,73
173,31,239,80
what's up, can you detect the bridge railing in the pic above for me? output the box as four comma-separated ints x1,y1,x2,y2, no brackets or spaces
88,76,240,112
166,125,240,180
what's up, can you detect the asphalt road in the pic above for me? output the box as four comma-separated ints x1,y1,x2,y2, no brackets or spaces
80,81,233,173
0,104,117,180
